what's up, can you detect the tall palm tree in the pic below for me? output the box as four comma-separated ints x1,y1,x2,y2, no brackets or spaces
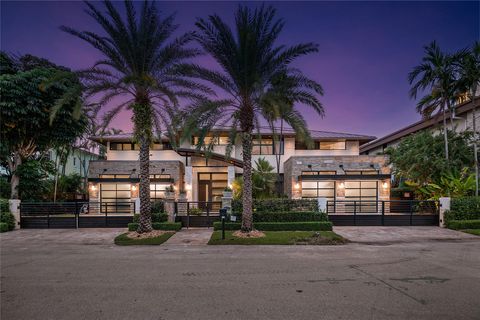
182,5,324,232
62,0,209,233
458,42,480,196
409,41,461,161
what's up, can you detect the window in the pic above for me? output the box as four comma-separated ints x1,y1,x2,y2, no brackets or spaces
319,141,346,150
302,171,336,175
110,142,172,150
110,143,133,150
345,170,377,175
252,138,283,155
150,183,169,199
152,142,172,150
193,136,230,145
149,174,171,179
99,174,130,179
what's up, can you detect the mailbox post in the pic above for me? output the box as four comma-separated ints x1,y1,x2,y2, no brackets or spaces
219,208,227,240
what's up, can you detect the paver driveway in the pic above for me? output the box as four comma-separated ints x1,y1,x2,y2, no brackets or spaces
1,228,479,320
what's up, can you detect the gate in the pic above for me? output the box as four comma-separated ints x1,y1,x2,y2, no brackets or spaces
175,201,222,228
20,201,135,229
326,200,439,226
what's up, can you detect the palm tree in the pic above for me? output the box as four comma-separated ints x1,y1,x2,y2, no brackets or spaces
408,41,461,161
182,5,324,232
458,42,480,196
62,0,208,233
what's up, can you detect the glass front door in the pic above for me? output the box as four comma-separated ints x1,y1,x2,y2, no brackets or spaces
197,173,227,206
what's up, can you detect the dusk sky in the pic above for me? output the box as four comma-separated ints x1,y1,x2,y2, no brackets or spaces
1,1,478,138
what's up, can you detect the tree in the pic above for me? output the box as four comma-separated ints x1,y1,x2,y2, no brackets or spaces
457,41,480,196
182,5,324,232
232,158,277,200
62,0,208,233
408,41,462,161
0,53,87,199
386,130,474,188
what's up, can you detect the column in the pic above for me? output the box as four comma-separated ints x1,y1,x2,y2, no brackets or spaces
439,197,450,228
185,166,193,201
164,191,176,222
8,199,21,229
227,166,235,188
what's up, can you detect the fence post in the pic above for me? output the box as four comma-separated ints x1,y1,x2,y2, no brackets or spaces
186,202,190,229
381,201,385,226
353,201,357,226
438,197,450,228
8,199,21,229
206,203,210,228
409,201,413,226
75,202,79,229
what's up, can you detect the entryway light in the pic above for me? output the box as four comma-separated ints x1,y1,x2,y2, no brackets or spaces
382,182,388,189
131,185,137,191
294,182,300,190
90,185,97,191
339,182,345,189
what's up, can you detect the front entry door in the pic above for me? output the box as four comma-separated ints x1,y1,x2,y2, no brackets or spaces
198,180,211,203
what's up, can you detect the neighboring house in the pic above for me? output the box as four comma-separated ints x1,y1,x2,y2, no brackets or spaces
87,130,391,212
360,97,479,155
49,148,101,180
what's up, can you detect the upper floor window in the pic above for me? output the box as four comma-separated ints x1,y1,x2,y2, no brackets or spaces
99,174,130,179
302,171,337,175
110,142,172,151
192,136,230,146
252,138,284,155
149,174,171,179
295,140,346,150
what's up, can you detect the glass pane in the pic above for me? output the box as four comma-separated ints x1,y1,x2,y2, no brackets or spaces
100,174,115,179
199,173,210,180
345,189,360,197
361,189,377,197
116,190,131,198
345,171,362,175
362,181,378,188
218,137,229,145
133,143,140,150
100,183,116,190
101,191,117,198
301,189,317,198
110,143,121,150
252,146,261,155
115,175,130,179
301,181,317,189
262,145,273,154
318,181,335,189
116,184,131,190
361,170,377,175
152,143,163,150
317,189,334,197
319,141,345,150
345,181,360,188
212,173,227,180
150,192,155,198
212,181,227,188
122,143,133,150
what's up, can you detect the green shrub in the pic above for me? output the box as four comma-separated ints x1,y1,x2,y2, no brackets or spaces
234,211,328,222
232,198,318,213
0,222,8,233
445,197,480,221
133,212,168,223
128,222,182,232
213,221,332,231
0,210,15,231
0,177,10,198
446,219,480,230
0,198,9,213
151,200,165,213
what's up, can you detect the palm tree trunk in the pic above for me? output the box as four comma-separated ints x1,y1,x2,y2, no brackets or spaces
241,131,253,232
471,89,478,196
8,153,22,199
137,135,152,233
442,103,449,161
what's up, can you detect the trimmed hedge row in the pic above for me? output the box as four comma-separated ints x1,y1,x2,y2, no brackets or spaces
232,198,318,214
446,220,480,230
0,222,8,233
213,221,333,231
0,210,15,232
128,222,182,232
234,211,328,222
445,197,480,221
133,212,168,223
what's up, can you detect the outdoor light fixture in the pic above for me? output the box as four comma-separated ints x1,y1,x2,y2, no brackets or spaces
90,185,97,191
294,183,300,190
339,182,345,189
382,182,388,189
185,184,192,191
131,185,137,191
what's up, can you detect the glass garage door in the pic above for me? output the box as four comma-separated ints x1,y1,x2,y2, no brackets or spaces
100,183,131,213
344,181,378,213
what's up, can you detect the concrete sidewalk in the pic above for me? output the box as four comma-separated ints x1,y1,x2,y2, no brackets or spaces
334,226,479,244
164,227,213,246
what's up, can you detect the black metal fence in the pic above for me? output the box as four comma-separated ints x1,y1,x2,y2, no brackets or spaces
326,200,439,226
175,201,222,228
20,201,135,229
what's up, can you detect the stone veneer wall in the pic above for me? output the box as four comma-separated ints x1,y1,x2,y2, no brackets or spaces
283,155,390,200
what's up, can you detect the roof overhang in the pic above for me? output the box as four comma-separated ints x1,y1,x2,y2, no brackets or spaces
176,148,243,168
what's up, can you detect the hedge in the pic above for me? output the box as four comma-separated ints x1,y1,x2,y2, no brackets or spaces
128,222,182,232
212,221,333,231
0,198,9,213
446,220,480,230
234,211,328,222
444,197,480,222
0,222,8,233
232,198,318,214
133,212,168,223
0,210,15,231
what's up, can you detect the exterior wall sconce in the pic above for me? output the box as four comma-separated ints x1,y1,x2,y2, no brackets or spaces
294,182,300,190
131,185,137,191
382,182,389,189
338,182,345,189
185,184,192,191
90,184,97,191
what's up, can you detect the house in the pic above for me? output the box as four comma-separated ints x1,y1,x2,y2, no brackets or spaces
48,148,101,179
87,129,391,213
360,97,479,156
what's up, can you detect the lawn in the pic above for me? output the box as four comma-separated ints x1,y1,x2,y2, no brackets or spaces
461,229,480,236
114,232,175,245
208,231,347,245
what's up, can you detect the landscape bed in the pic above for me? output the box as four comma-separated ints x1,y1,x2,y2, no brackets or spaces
208,231,347,245
114,231,175,245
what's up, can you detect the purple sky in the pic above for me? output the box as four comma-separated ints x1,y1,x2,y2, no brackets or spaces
1,1,478,138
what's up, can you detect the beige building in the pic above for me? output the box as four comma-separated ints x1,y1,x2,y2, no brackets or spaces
88,129,391,213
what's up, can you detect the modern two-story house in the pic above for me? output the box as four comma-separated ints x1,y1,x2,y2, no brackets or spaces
87,129,391,213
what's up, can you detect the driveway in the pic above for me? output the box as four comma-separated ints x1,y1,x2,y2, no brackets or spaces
1,228,480,320
334,226,478,244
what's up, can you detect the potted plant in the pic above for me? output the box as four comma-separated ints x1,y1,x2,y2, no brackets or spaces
223,186,233,198
165,185,175,198
189,207,203,216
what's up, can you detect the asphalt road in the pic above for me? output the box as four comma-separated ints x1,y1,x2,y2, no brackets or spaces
1,229,480,320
